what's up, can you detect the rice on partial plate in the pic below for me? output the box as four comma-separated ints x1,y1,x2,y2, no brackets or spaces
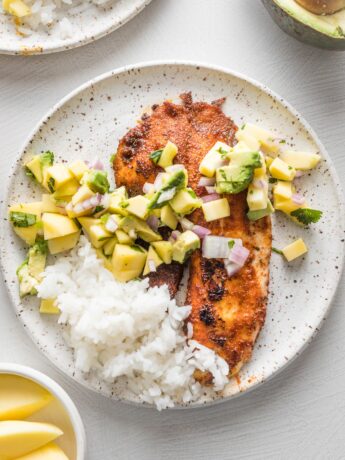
37,236,229,410
1,0,113,39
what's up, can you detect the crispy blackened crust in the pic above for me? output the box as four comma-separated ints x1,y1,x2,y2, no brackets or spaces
114,93,272,376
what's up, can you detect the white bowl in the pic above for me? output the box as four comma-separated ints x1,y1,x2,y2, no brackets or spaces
0,363,86,460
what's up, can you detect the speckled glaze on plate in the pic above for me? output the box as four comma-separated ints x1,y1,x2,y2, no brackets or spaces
1,62,344,408
0,0,151,55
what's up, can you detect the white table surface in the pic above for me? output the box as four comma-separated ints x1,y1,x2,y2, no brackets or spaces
1,1,345,459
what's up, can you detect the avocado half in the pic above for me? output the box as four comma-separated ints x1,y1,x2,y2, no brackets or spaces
262,0,345,50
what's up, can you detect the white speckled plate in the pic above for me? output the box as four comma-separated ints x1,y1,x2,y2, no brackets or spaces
0,0,151,55
1,62,344,408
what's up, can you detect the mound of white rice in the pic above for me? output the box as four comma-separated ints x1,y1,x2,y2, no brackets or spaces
2,0,113,39
37,236,229,410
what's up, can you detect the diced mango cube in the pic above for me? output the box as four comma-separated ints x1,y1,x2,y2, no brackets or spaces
39,299,60,315
282,238,308,262
202,198,230,222
199,141,230,177
158,141,178,168
42,213,79,240
269,157,296,181
126,195,150,220
247,185,267,211
273,181,293,200
68,160,89,181
280,151,321,170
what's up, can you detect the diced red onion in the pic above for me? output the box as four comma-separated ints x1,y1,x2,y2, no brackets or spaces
165,164,185,173
205,186,216,194
228,244,250,266
252,179,265,189
198,177,216,187
147,215,160,232
192,225,211,239
171,230,181,240
179,217,194,231
295,170,305,178
101,193,110,210
292,193,305,205
157,187,176,204
201,193,220,203
187,322,193,339
74,194,103,214
148,259,156,272
143,182,155,194
105,215,118,233
202,235,242,259
154,173,164,191
90,158,104,170
224,260,241,278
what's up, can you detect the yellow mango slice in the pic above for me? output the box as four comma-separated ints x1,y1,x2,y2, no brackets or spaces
0,375,52,421
15,442,68,460
0,421,62,459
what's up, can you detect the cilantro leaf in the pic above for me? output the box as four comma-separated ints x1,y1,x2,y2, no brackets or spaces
272,247,283,255
149,149,163,164
10,212,37,228
228,240,235,250
290,208,323,225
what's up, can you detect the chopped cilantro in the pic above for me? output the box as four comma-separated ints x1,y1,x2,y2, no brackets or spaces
25,167,35,179
279,140,286,144
217,147,228,156
269,177,278,184
31,238,48,255
228,240,235,250
10,212,36,228
109,153,115,164
94,205,104,213
149,149,163,164
272,247,283,255
290,208,323,225
47,177,55,193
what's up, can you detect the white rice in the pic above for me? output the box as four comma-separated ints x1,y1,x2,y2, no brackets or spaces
37,236,229,410
2,0,113,39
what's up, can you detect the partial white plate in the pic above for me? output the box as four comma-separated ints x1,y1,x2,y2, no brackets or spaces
1,62,344,408
0,0,151,55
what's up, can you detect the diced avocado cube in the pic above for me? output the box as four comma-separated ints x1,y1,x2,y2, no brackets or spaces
44,164,74,192
148,170,188,210
279,151,321,170
152,241,173,264
199,141,230,177
42,213,79,240
126,195,150,220
247,184,268,211
40,298,60,315
273,181,293,200
112,244,147,282
216,152,262,194
172,230,200,264
78,217,112,248
53,179,80,199
68,160,89,181
160,204,178,229
269,158,296,181
120,216,162,243
108,187,128,215
82,170,110,194
28,241,47,281
143,246,163,275
282,238,308,262
103,237,117,256
170,188,201,215
202,198,230,222
47,231,80,255
115,229,134,245
158,141,178,168
71,185,94,206
16,261,37,297
247,200,274,221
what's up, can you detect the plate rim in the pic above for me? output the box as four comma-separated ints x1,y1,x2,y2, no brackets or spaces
0,0,152,55
1,60,344,409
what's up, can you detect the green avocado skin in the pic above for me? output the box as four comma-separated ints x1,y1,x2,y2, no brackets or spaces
262,0,345,50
